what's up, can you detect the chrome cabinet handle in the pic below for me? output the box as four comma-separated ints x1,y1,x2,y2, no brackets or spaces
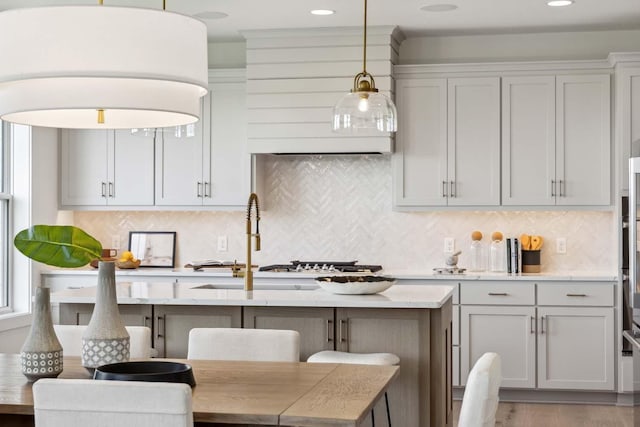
540,316,545,334
450,181,455,198
338,319,348,349
488,292,508,296
442,181,447,198
101,182,107,198
551,180,556,197
196,182,202,198
530,316,535,334
566,293,587,297
559,179,565,197
108,182,114,198
156,315,165,339
204,182,210,198
143,316,151,328
326,319,333,343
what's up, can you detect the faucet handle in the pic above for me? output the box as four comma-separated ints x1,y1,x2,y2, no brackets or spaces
255,234,261,251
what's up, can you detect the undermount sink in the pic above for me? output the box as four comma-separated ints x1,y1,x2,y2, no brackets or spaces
190,283,316,291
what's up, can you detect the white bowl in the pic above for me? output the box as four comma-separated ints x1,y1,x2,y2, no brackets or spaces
315,276,395,295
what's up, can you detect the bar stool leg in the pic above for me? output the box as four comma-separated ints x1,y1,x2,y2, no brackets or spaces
385,391,391,427
371,407,376,427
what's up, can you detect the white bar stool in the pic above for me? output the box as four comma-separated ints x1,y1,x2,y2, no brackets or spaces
307,350,400,427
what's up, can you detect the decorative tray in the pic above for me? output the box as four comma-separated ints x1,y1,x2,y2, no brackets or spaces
315,276,395,295
94,361,196,387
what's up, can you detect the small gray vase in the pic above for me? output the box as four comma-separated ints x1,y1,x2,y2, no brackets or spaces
20,287,63,381
81,261,130,370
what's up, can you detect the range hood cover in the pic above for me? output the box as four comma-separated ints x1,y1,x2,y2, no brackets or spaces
243,26,403,154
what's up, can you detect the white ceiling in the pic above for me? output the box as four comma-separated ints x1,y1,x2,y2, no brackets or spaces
0,0,639,42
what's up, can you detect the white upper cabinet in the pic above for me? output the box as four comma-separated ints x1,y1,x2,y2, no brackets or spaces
502,74,611,206
60,129,154,207
156,72,250,208
393,76,500,207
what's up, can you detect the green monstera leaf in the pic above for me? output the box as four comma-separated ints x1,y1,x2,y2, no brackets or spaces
14,225,103,268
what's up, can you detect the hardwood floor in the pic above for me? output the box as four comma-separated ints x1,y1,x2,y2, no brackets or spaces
453,401,634,427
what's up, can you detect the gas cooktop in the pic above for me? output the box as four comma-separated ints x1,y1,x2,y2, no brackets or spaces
259,260,383,273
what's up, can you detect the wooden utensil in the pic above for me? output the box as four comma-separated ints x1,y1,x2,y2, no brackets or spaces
531,235,543,250
520,234,531,250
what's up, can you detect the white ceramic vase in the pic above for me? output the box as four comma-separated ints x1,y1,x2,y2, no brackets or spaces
81,261,130,370
20,287,63,381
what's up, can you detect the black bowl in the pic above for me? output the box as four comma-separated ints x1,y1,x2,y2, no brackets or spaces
93,361,196,387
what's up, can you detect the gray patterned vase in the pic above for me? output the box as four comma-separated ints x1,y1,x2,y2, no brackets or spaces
20,287,63,381
81,261,130,370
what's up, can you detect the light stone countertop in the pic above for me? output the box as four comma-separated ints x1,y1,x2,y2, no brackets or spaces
49,282,455,309
41,267,618,282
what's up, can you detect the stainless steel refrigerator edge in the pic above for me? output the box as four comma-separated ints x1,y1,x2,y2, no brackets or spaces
626,158,640,425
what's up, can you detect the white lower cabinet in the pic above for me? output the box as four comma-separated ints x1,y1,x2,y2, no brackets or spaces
460,281,615,391
461,305,536,388
537,307,614,390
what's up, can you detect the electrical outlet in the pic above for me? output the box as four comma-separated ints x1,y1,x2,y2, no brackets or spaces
217,235,228,252
111,235,121,250
444,237,455,253
556,237,567,254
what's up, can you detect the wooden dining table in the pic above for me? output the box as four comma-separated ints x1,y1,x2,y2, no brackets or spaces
0,353,399,427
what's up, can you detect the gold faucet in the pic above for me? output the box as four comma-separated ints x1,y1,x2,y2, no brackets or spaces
233,192,260,291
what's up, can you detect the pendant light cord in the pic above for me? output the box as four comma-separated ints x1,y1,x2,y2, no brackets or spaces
362,0,368,74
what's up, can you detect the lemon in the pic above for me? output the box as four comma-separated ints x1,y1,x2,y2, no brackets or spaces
120,250,134,261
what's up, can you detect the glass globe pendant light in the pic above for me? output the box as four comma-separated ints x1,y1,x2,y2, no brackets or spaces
332,0,397,133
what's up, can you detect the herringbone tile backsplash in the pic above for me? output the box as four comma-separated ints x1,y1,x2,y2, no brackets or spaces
74,155,616,273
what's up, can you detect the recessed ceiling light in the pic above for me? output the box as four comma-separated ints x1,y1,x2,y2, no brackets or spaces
547,0,574,6
193,11,228,20
311,9,335,16
420,4,458,12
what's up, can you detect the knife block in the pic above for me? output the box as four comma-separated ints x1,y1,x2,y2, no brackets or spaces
521,250,541,273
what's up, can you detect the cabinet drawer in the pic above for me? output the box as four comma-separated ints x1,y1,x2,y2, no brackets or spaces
460,282,535,305
537,282,614,306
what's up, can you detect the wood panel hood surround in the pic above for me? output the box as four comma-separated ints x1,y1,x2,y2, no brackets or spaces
243,26,404,154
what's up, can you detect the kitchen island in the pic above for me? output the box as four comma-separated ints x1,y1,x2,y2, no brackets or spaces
51,283,454,427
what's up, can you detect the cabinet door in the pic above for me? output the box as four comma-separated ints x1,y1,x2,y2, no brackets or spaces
501,76,556,206
537,306,614,390
393,78,448,207
447,77,501,206
60,129,109,206
205,81,251,207
461,305,536,388
153,305,241,358
59,303,152,327
154,123,205,206
556,74,611,206
336,308,431,427
243,307,334,361
108,130,155,206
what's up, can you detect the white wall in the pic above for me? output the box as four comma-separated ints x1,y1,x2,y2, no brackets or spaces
400,29,640,63
206,29,640,67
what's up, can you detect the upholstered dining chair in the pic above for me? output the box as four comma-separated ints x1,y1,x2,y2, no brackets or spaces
187,327,300,362
33,378,192,427
458,352,502,427
53,324,155,359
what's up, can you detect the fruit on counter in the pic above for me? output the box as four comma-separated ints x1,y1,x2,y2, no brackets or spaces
471,230,483,241
119,250,138,262
491,231,503,242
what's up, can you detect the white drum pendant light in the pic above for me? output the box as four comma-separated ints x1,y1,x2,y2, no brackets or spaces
0,3,208,129
332,0,397,133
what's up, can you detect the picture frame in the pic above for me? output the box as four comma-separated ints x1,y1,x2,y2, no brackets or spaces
128,231,176,268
